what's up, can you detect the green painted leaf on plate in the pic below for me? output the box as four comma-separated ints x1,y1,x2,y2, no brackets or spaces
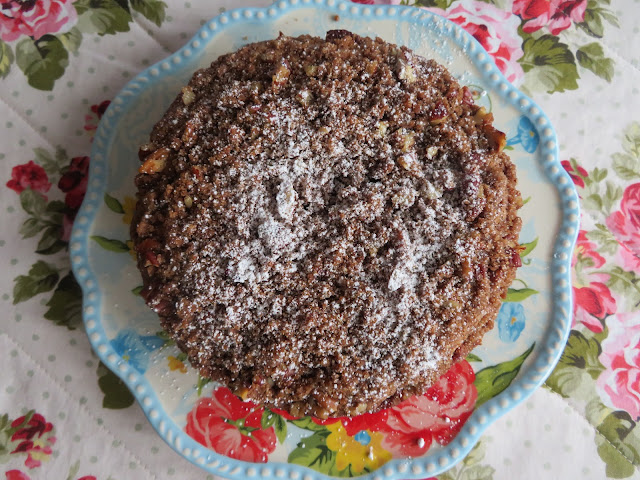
519,237,538,258
288,430,338,476
504,288,538,302
91,235,130,252
104,193,124,213
474,344,534,407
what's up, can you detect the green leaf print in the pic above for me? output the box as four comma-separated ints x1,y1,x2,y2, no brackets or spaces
474,344,534,407
598,266,640,311
520,35,579,94
576,43,614,82
562,330,605,377
596,434,635,479
19,188,46,217
13,261,60,304
577,0,619,39
33,147,69,178
437,439,495,480
0,39,13,79
595,411,640,478
612,122,640,180
97,362,135,409
36,226,66,255
130,0,167,27
104,193,125,213
587,224,620,256
44,272,83,330
58,27,83,53
15,35,69,91
91,235,130,252
75,0,133,35
545,330,607,397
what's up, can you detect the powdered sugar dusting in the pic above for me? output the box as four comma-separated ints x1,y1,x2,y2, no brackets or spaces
133,33,522,417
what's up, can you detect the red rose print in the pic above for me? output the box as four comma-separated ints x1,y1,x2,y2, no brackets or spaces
5,471,30,480
77,477,97,480
6,161,51,195
84,100,111,138
57,155,90,241
351,0,375,4
10,413,56,469
379,360,477,457
573,282,616,333
0,0,78,42
426,1,524,84
597,313,640,420
185,386,276,463
573,230,605,269
572,231,617,332
513,0,587,35
607,183,640,261
561,160,588,189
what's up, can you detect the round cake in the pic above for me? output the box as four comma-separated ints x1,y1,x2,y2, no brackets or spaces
132,31,522,418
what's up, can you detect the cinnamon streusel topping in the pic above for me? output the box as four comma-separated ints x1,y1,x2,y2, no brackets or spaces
132,31,522,418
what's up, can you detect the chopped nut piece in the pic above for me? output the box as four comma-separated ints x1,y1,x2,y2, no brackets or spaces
138,147,170,174
181,86,195,105
304,64,318,77
400,129,415,152
318,125,331,135
377,121,388,137
397,152,417,170
272,59,290,90
398,60,416,83
184,195,193,208
426,146,439,159
296,89,313,107
429,101,448,125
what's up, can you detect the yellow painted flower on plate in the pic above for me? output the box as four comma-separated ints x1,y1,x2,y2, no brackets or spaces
326,422,391,474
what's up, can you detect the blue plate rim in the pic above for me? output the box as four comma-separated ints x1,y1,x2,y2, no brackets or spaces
70,0,580,478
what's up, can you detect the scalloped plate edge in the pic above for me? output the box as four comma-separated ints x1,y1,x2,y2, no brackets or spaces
70,1,580,479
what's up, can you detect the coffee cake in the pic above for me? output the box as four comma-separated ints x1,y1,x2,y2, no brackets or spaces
132,31,522,418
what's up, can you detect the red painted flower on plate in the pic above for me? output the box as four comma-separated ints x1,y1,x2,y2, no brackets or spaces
185,386,276,463
513,0,587,35
0,0,78,42
6,161,51,196
379,360,477,457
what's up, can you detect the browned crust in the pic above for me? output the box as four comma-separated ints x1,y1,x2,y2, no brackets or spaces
131,32,522,418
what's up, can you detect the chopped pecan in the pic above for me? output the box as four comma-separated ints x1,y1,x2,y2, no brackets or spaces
138,148,170,174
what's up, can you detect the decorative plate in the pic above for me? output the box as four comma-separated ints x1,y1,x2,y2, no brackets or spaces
70,0,579,478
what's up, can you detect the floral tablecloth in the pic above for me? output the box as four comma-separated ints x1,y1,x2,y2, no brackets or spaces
1,0,638,479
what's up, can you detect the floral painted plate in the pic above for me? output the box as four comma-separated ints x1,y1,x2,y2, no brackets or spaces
70,1,580,479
